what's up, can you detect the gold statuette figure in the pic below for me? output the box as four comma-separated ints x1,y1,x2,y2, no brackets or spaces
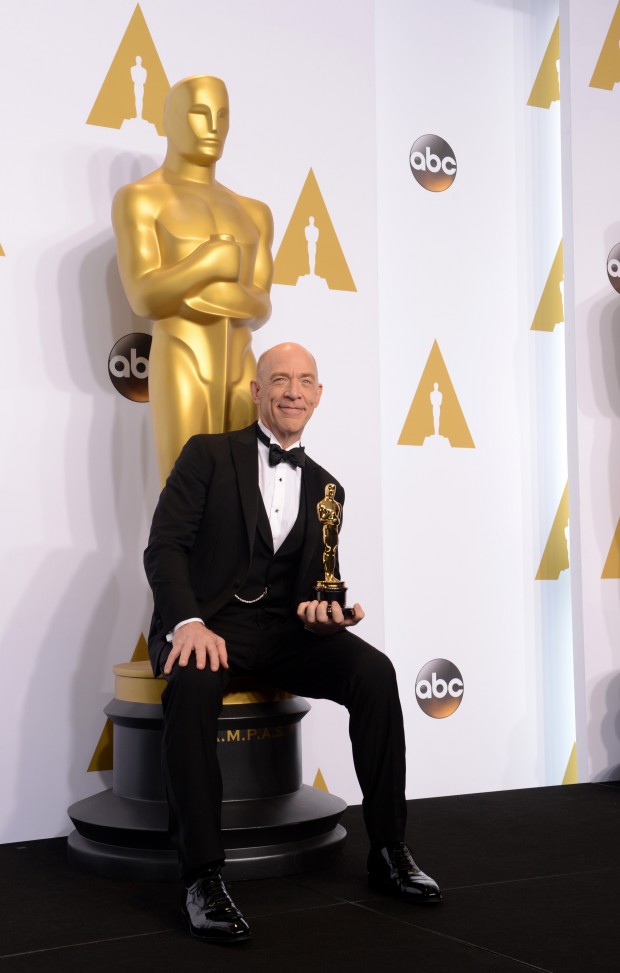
112,75,274,484
314,484,354,617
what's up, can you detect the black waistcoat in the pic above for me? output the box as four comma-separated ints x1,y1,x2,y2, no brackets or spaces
235,480,307,615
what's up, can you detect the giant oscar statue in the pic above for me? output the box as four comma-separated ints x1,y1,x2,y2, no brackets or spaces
112,75,274,483
64,76,345,881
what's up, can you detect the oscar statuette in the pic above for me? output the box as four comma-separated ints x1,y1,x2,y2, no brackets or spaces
314,483,354,617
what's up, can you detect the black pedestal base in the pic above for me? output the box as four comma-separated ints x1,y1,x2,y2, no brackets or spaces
68,669,347,881
67,785,346,881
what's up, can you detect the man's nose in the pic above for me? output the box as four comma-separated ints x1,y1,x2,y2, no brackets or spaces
285,380,302,397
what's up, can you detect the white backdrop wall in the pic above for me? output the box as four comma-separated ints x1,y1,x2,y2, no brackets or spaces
375,0,572,796
561,0,620,783
0,0,602,845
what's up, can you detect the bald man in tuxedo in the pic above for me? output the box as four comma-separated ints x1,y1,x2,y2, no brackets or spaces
144,342,441,944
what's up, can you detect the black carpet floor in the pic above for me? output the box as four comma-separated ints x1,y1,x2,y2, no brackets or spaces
2,783,619,972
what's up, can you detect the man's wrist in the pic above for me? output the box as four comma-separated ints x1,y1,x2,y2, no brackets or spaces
166,618,205,642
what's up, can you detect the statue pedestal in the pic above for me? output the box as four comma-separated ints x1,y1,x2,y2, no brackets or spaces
67,662,346,881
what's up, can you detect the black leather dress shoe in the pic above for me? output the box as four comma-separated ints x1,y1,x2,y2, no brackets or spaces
368,843,442,904
183,871,251,943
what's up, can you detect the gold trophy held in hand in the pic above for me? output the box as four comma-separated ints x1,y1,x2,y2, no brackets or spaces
314,484,354,617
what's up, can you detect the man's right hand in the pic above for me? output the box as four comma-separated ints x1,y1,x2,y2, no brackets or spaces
164,621,228,675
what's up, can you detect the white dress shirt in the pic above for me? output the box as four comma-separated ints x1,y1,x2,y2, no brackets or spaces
256,420,303,553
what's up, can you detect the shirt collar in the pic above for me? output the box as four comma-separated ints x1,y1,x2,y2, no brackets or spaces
257,420,302,451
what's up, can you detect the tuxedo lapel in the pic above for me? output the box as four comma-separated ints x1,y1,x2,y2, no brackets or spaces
230,425,260,554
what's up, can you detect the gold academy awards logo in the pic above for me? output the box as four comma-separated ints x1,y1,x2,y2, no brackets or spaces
531,240,564,332
409,135,456,192
398,340,474,448
590,2,620,90
313,769,329,792
602,517,620,579
273,169,356,292
87,4,169,135
88,633,150,772
527,18,559,109
536,483,569,580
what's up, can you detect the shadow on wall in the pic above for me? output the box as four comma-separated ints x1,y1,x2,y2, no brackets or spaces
583,224,620,573
573,228,620,786
590,671,620,783
5,150,161,841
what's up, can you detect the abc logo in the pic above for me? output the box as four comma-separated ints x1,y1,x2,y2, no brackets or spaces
108,333,151,402
409,135,457,192
415,659,464,719
607,243,620,294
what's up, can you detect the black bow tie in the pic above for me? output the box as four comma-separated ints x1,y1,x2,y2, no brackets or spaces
257,426,306,468
268,443,306,468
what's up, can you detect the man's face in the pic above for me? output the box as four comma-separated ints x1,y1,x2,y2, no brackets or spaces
165,77,229,165
251,344,323,448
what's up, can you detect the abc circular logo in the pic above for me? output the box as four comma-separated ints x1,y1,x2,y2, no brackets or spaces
607,244,620,294
409,135,457,192
415,659,464,719
108,332,151,402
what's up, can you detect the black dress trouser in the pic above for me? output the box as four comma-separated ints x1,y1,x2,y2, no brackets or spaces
159,605,407,876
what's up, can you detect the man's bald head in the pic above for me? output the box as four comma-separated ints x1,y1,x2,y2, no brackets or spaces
255,343,319,385
251,343,323,448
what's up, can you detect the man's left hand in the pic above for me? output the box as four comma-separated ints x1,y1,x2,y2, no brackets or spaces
297,599,364,635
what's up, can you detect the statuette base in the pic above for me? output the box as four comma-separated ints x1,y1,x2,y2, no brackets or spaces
314,582,354,618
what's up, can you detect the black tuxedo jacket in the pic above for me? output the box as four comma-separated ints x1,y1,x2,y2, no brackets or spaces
144,423,344,673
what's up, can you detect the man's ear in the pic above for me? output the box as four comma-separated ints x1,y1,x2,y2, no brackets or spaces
250,379,260,404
